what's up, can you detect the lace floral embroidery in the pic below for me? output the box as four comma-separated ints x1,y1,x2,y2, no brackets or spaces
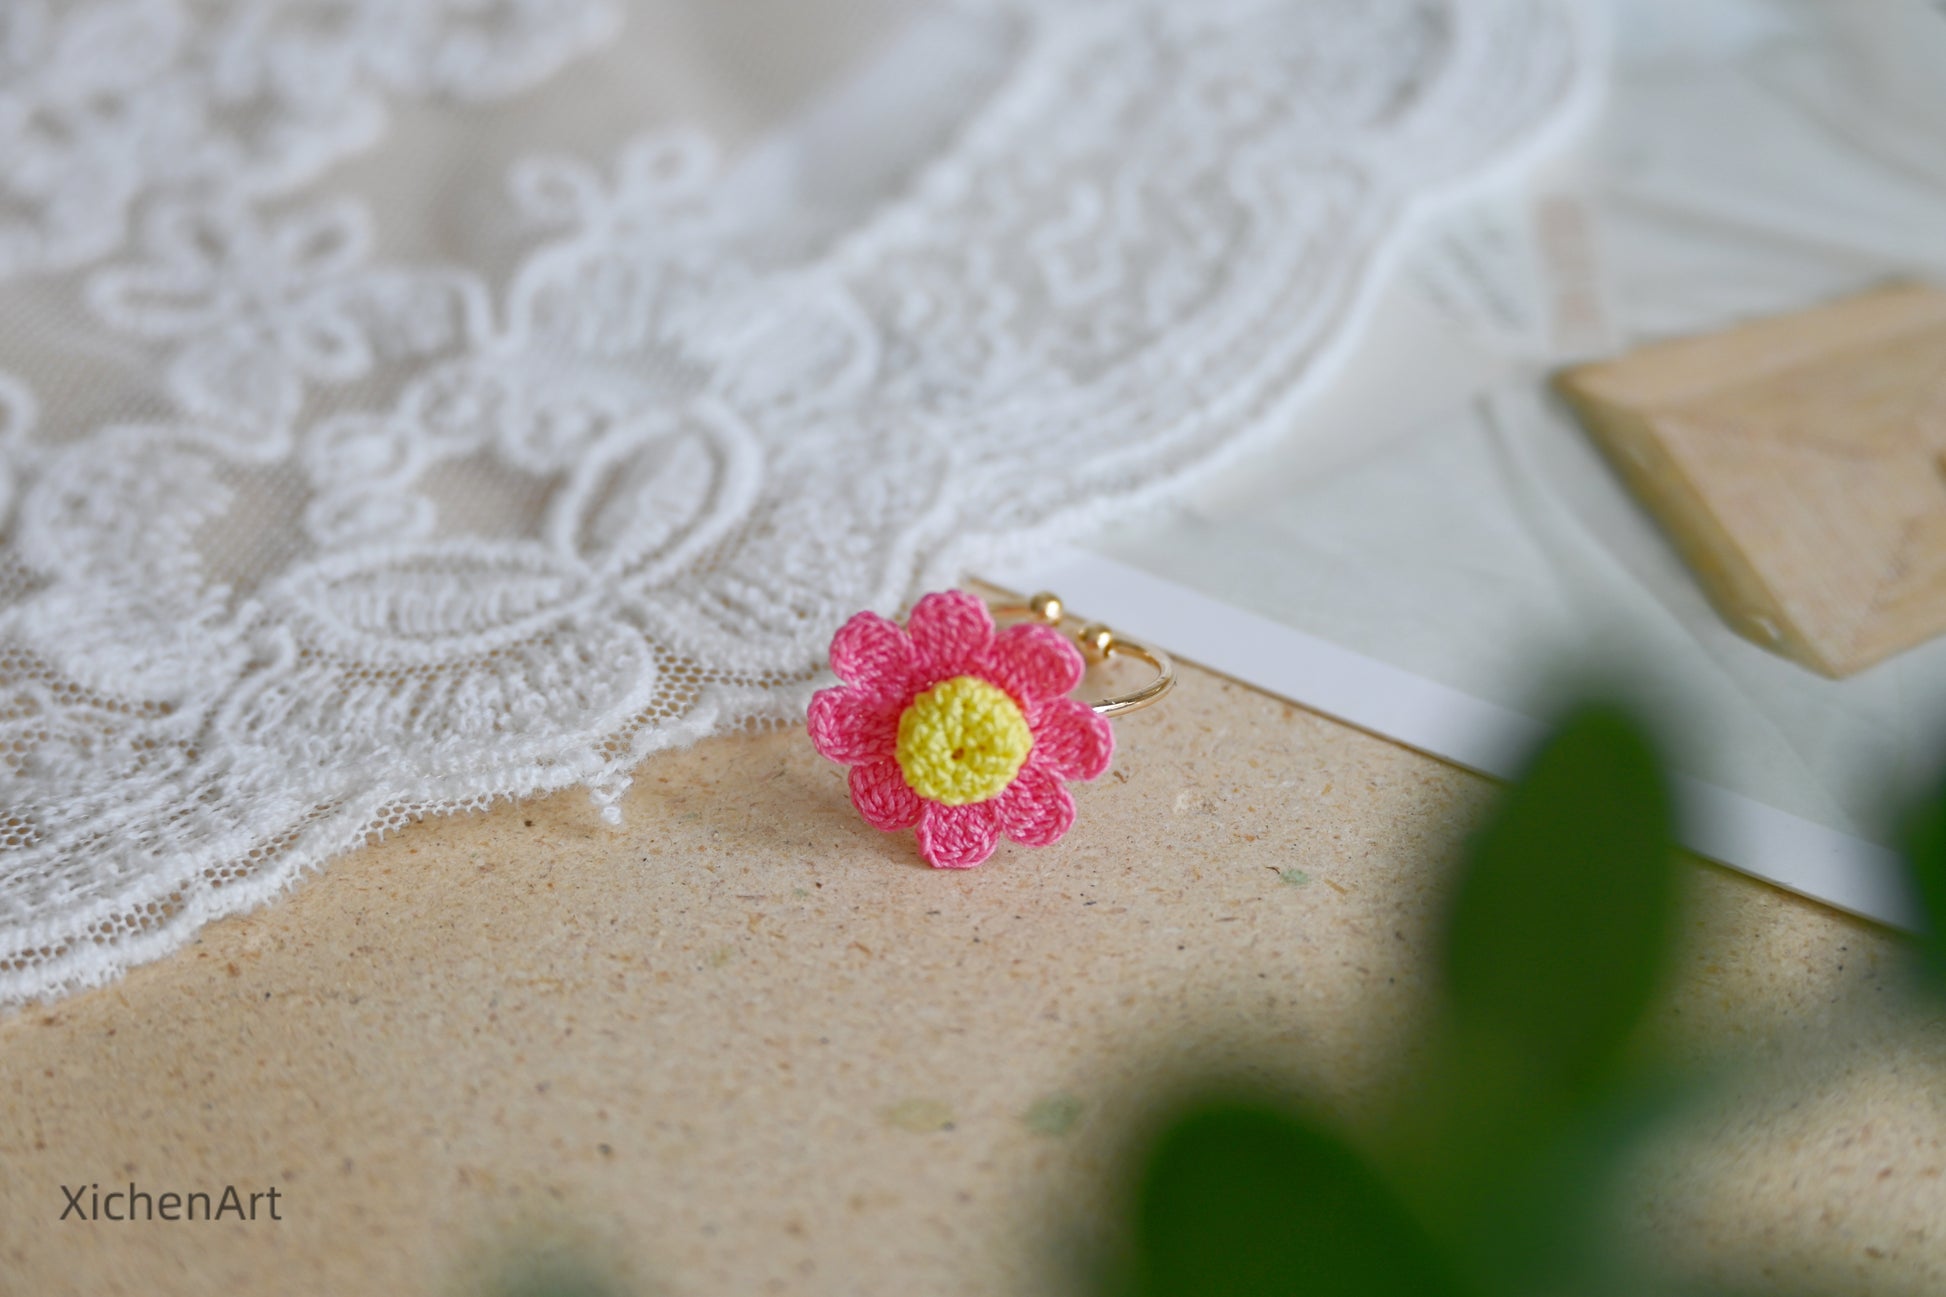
0,0,621,280
0,0,1594,1005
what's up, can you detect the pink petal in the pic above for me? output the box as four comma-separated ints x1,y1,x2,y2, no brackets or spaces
809,687,901,764
980,622,1083,710
906,590,995,682
829,611,916,694
1032,696,1114,782
850,759,923,832
993,766,1076,848
915,800,1001,869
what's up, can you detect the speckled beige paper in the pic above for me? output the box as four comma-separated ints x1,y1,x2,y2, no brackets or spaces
2,661,1942,1295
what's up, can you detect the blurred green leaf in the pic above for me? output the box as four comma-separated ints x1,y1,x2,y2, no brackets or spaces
1904,776,1946,995
1458,1069,1702,1297
1441,703,1679,1098
1127,1101,1473,1297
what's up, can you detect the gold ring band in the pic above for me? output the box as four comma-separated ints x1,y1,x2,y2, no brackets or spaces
989,591,1176,719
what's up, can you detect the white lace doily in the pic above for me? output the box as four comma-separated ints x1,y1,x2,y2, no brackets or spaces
0,0,1594,1007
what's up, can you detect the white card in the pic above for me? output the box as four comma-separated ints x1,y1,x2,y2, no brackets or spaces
986,12,1946,930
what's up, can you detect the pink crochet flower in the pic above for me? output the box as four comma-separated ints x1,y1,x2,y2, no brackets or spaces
809,590,1115,868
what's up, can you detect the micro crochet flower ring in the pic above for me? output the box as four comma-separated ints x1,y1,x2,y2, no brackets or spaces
809,590,1115,869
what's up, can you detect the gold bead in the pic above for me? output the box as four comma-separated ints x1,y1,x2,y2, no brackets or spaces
1078,623,1115,656
1028,592,1064,624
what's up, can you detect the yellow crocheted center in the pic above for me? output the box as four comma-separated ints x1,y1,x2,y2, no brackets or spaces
895,676,1034,806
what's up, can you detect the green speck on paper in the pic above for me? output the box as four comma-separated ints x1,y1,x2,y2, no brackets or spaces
487,1257,621,1297
886,1099,956,1133
792,887,811,898
706,946,734,968
1279,868,1311,887
1024,1093,1084,1136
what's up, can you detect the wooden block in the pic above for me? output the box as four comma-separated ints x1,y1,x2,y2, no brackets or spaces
1557,282,1946,678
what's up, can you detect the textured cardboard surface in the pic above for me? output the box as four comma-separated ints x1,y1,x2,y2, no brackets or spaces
2,661,1942,1295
